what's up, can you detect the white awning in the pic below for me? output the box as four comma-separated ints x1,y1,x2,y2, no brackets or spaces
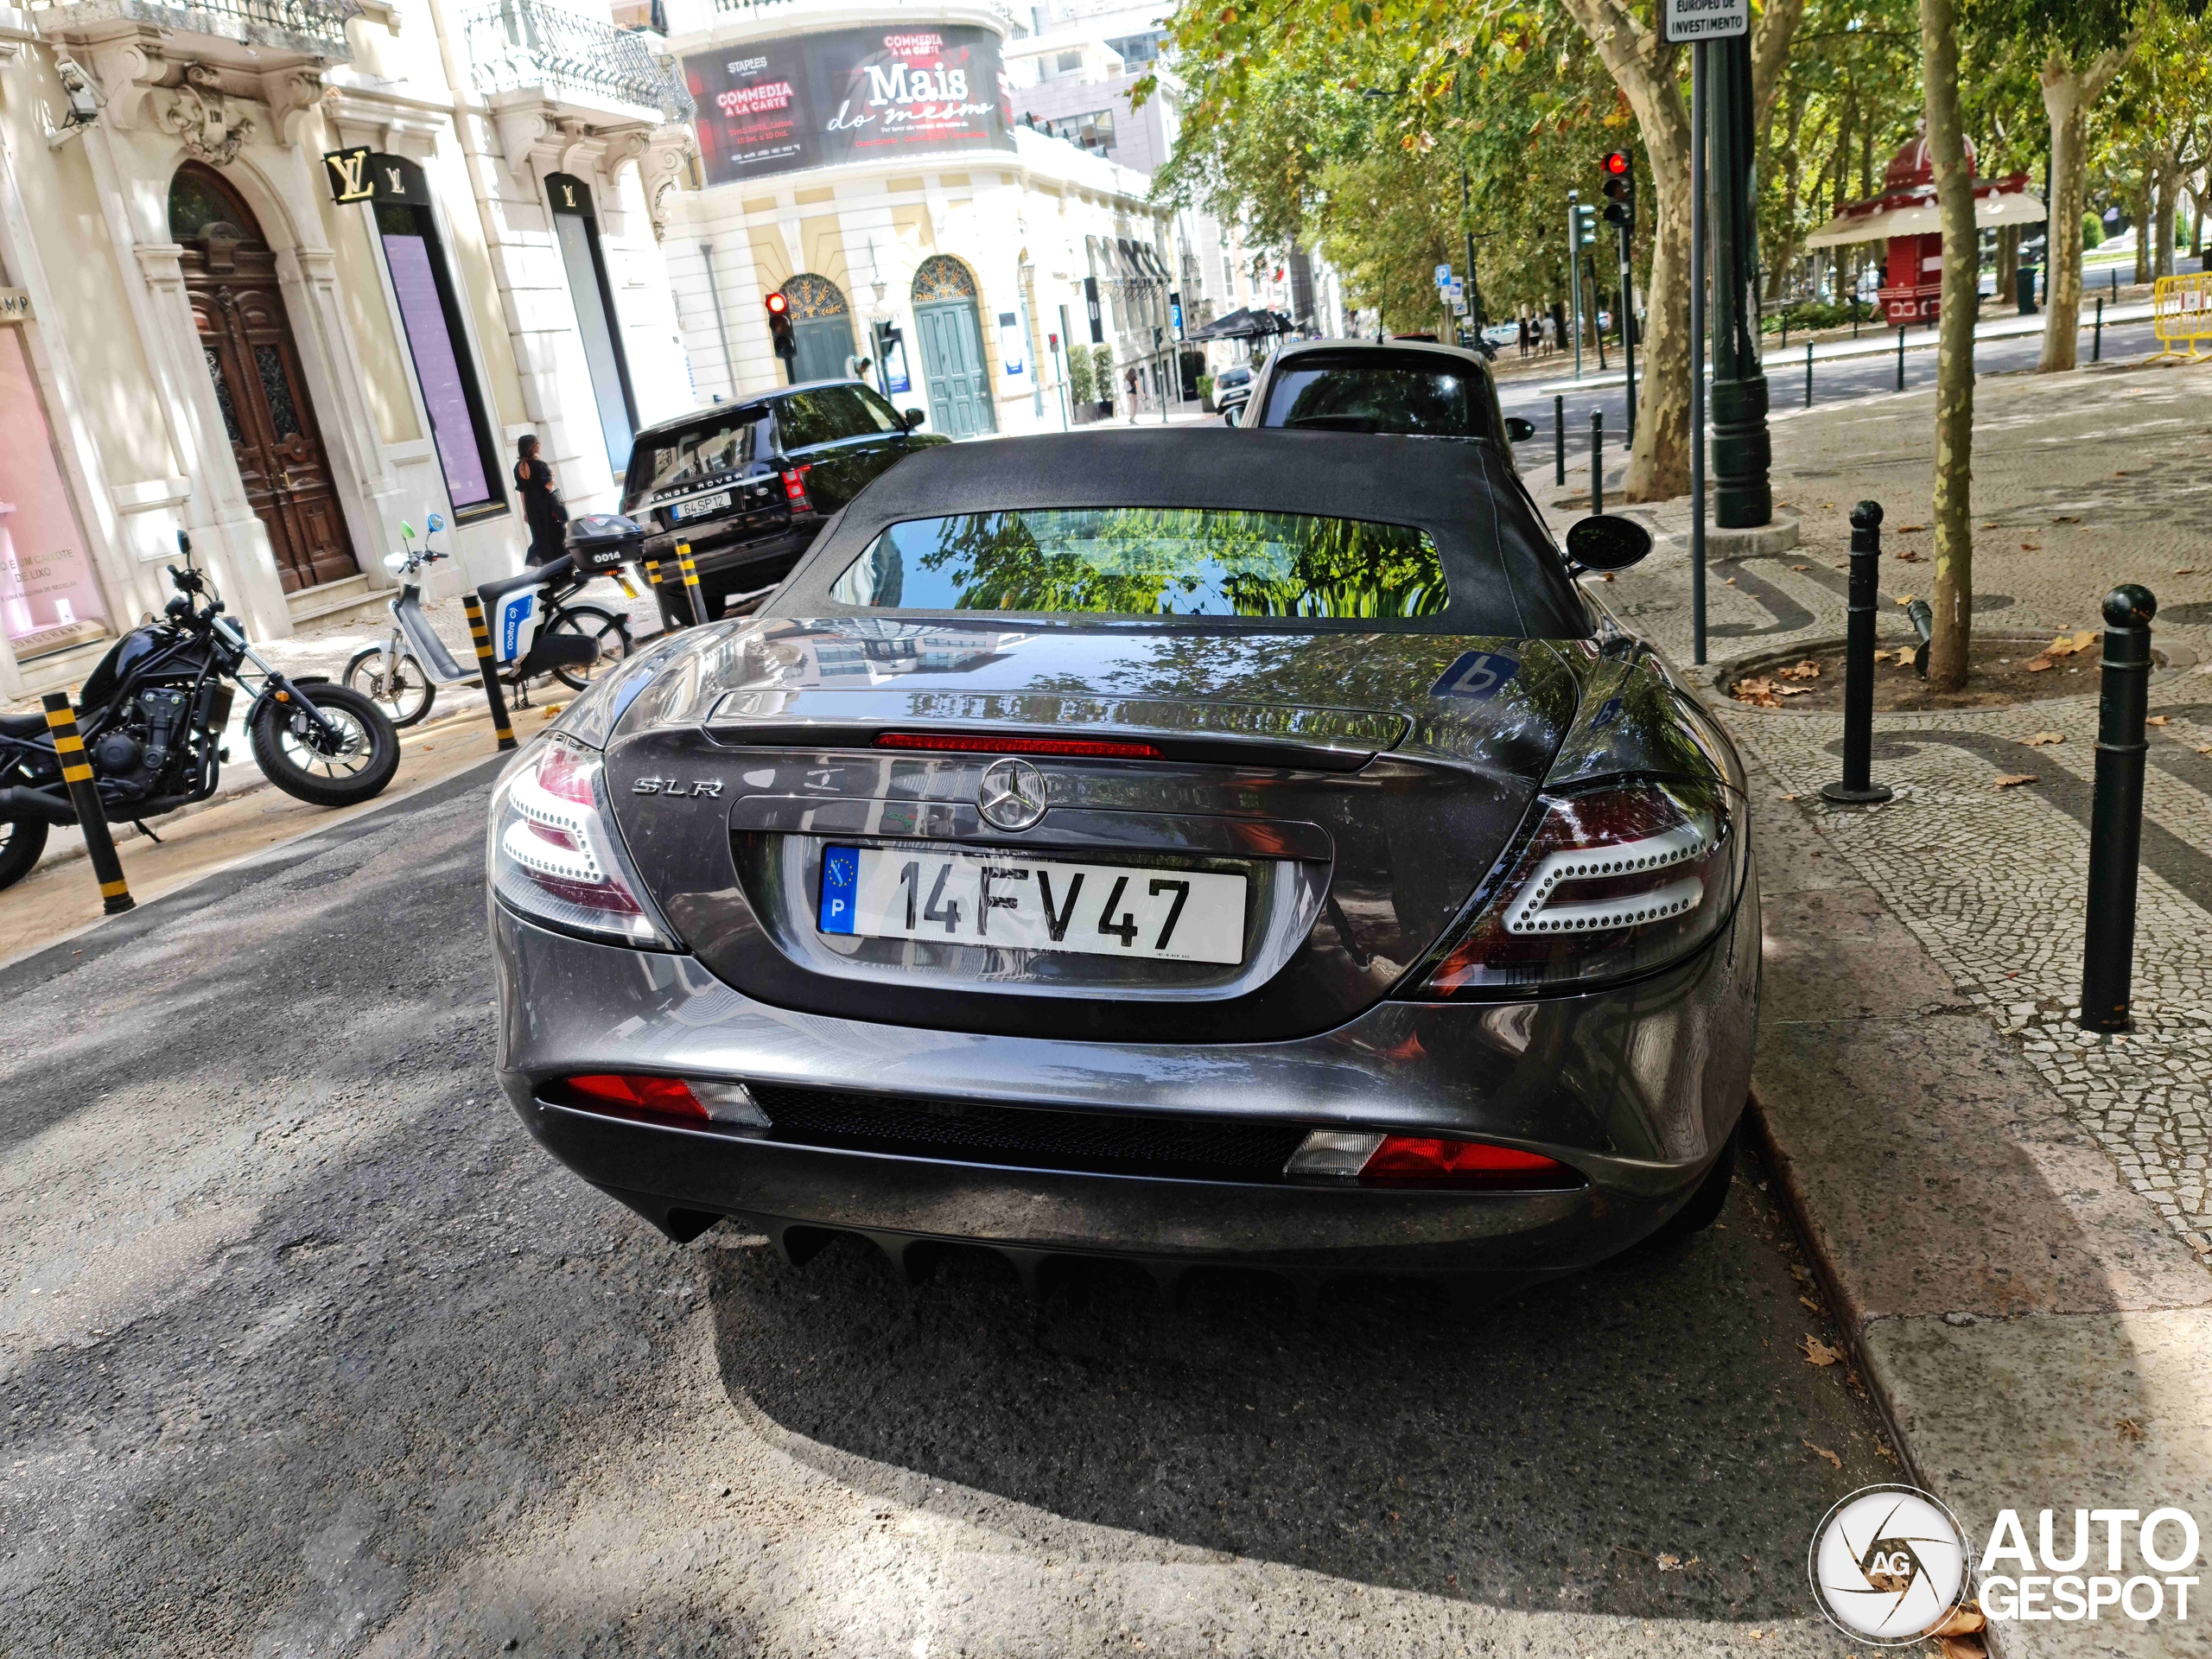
1802,189,2046,249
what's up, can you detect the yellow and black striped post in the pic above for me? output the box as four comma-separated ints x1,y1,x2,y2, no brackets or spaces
676,541,709,628
459,592,518,753
41,692,133,914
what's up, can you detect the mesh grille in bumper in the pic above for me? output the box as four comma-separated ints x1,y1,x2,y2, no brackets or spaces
746,1083,1307,1182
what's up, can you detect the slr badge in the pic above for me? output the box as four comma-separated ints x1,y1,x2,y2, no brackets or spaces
977,757,1047,831
632,776,724,798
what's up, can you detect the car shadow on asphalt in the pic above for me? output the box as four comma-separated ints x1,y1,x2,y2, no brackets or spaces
704,1142,1891,1624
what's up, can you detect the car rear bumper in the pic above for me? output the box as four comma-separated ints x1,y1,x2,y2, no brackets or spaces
490,879,1758,1274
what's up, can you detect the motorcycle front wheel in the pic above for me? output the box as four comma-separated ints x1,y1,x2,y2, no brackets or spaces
343,646,436,728
549,605,632,691
250,683,402,808
0,815,48,893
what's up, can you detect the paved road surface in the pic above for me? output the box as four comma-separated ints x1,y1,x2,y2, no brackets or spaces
0,761,1890,1655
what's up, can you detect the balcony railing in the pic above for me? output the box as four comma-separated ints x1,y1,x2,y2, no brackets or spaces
464,0,696,124
29,0,360,57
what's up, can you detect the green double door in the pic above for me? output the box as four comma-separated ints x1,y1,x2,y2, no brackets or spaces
914,300,995,439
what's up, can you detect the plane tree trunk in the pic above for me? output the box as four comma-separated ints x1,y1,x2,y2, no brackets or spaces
1923,0,1978,690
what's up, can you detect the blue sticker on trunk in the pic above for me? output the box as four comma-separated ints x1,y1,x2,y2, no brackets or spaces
1433,650,1519,702
819,845,858,934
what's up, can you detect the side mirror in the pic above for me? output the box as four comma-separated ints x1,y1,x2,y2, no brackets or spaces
1504,416,1536,442
902,408,926,430
399,521,416,542
1222,406,1240,427
1565,514,1653,573
427,512,445,532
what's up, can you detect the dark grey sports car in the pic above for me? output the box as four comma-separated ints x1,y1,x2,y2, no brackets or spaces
487,428,1757,1293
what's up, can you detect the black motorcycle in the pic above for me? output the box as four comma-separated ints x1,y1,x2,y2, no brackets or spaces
0,537,401,893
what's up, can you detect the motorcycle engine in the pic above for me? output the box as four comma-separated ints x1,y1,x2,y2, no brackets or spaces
92,687,194,790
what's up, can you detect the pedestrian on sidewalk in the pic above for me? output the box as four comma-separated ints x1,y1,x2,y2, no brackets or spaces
1124,365,1139,423
1517,315,1531,359
514,435,566,567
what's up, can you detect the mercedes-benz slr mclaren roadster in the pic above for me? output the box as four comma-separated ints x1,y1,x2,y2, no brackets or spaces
487,428,1758,1291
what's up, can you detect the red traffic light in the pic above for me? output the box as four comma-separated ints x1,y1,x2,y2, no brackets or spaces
765,291,789,315
1600,151,1630,176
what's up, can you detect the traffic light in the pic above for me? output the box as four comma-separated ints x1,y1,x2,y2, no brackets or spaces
1573,201,1599,250
765,291,796,366
1600,150,1636,230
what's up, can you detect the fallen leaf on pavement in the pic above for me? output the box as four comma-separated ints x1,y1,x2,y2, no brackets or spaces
1896,549,1921,562
1929,1607,1987,1637
2178,569,2199,576
1936,1636,1988,1659
1802,1439,1844,1470
1892,648,1921,666
2053,514,2082,524
2116,1417,2145,1442
1897,523,1928,532
1601,571,1616,581
2024,656,2056,672
1656,1554,1682,1571
1790,563,1809,571
1777,660,1821,681
1991,774,2038,790
2020,542,2042,551
1896,594,1916,606
2147,715,2171,727
2196,745,2212,756
2022,732,2065,747
1777,684,1811,696
1980,521,2001,529
1732,677,1782,708
1798,1295,1822,1313
1802,1334,1844,1366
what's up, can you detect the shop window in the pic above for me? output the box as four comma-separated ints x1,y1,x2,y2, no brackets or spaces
0,327,105,661
370,160,506,524
547,173,639,478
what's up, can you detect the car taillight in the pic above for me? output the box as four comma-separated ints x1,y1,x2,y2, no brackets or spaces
550,1074,771,1130
781,465,813,512
488,736,675,948
1284,1130,1580,1188
1414,777,1745,996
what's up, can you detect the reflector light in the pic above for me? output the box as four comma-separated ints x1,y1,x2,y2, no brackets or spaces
1359,1135,1575,1185
874,732,1163,760
1283,1128,1580,1187
561,1073,709,1123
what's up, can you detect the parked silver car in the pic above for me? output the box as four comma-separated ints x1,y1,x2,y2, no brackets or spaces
486,428,1756,1294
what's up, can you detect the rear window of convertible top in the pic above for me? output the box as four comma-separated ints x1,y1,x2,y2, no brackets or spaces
825,506,1449,621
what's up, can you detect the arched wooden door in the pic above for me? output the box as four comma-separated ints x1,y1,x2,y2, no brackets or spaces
785,274,857,383
911,257,995,439
170,164,358,594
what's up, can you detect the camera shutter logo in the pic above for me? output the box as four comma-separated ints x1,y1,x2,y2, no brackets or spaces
1808,1484,1969,1643
978,757,1047,831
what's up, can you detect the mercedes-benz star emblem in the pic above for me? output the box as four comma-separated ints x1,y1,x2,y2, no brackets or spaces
977,757,1048,831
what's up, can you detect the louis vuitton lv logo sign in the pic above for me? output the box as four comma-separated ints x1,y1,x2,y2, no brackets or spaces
322,148,419,207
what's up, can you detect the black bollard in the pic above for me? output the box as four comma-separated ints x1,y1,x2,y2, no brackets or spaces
1554,394,1566,487
1895,326,1906,391
2094,296,2104,363
460,592,518,753
1821,501,1895,806
1804,340,1814,409
2080,585,2157,1032
1589,410,1603,514
41,693,134,913
676,542,710,628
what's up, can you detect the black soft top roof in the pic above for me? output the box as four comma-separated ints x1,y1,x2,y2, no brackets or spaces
769,427,1592,639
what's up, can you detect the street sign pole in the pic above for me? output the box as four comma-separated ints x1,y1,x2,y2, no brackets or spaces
1689,42,1708,666
1566,194,1584,381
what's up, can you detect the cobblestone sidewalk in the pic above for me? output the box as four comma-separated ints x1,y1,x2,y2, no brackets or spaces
1558,351,2212,1265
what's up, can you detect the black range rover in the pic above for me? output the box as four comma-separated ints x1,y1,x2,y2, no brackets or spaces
621,380,947,628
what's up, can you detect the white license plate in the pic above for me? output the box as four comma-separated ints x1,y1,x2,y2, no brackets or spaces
670,491,731,521
818,845,1245,964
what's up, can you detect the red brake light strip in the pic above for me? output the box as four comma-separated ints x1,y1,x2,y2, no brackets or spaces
874,732,1163,760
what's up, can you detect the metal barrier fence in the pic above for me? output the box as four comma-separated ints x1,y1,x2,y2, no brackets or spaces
2152,273,2212,362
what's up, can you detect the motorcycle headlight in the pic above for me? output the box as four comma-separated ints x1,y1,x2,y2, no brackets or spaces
488,735,675,949
1413,775,1747,996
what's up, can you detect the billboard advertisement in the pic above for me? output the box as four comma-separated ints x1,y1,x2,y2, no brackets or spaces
686,25,1014,185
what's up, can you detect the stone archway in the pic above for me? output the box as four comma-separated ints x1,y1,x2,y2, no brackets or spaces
170,163,358,593
910,255,994,439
